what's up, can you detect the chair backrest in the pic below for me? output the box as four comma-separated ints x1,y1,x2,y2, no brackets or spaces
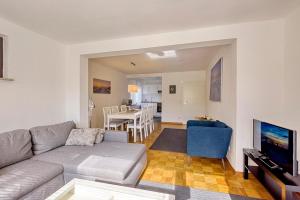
140,108,148,124
120,105,127,112
103,107,112,127
152,105,156,115
111,106,119,114
151,105,155,117
145,106,153,121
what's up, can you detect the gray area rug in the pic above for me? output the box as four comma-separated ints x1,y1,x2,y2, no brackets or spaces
150,128,187,153
138,180,259,200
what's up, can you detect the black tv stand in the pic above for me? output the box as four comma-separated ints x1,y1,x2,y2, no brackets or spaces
243,148,300,200
248,149,262,158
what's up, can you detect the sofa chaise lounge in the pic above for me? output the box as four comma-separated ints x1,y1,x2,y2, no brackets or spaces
0,121,147,200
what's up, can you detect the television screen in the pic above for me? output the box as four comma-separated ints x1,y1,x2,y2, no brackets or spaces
253,119,297,176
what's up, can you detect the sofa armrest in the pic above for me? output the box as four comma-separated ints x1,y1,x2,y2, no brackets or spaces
104,131,129,143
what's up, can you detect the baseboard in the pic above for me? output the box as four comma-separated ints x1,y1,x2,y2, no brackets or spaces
161,121,184,125
224,157,236,172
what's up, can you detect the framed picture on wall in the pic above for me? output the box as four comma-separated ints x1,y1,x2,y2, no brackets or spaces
210,58,222,101
93,78,111,94
0,34,13,81
169,85,176,94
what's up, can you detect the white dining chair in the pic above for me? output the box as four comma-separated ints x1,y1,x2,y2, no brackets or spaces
146,105,154,134
151,105,155,131
142,106,151,137
120,105,127,112
103,107,123,130
127,108,148,142
111,106,119,114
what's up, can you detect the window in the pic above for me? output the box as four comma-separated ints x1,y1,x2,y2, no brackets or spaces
0,36,3,78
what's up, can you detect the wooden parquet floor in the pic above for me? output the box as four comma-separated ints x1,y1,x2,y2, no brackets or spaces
129,122,273,200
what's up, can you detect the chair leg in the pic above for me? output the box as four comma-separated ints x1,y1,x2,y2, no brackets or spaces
145,124,149,137
146,125,148,137
151,121,154,132
144,126,147,139
139,127,143,142
148,122,152,133
151,122,153,133
144,123,148,136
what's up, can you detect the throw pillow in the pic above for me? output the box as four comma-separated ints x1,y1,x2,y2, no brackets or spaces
65,128,98,146
95,128,105,144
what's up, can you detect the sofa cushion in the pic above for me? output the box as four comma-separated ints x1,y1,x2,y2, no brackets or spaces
0,129,33,168
30,121,76,155
0,160,63,200
32,142,146,182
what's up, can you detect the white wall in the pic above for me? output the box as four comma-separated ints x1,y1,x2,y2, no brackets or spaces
88,60,128,128
206,44,237,168
66,19,286,171
282,7,300,166
234,22,285,172
0,17,67,132
162,71,206,123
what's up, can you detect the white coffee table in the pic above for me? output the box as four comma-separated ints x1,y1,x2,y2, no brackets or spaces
46,179,175,200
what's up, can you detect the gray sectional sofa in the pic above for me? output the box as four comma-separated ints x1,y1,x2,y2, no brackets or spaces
0,121,147,200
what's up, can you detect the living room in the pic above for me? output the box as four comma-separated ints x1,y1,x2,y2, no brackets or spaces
0,1,300,200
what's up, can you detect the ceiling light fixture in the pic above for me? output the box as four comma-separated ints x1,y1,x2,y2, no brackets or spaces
128,84,138,93
146,50,176,59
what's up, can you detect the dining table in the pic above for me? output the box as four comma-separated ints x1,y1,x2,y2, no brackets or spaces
107,109,142,142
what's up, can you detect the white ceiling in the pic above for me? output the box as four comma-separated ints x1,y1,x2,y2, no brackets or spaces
90,46,222,74
0,0,299,44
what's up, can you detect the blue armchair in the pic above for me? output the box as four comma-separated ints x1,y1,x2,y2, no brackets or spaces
187,120,232,167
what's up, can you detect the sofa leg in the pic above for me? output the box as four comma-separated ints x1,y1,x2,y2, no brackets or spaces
221,158,226,172
187,156,192,166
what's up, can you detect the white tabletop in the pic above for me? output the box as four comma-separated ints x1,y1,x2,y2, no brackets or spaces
46,178,175,200
108,110,141,120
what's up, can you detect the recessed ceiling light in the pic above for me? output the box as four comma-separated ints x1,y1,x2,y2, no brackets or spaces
130,61,136,67
146,50,176,59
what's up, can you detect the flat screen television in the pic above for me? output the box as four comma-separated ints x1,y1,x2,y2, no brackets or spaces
253,119,298,176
